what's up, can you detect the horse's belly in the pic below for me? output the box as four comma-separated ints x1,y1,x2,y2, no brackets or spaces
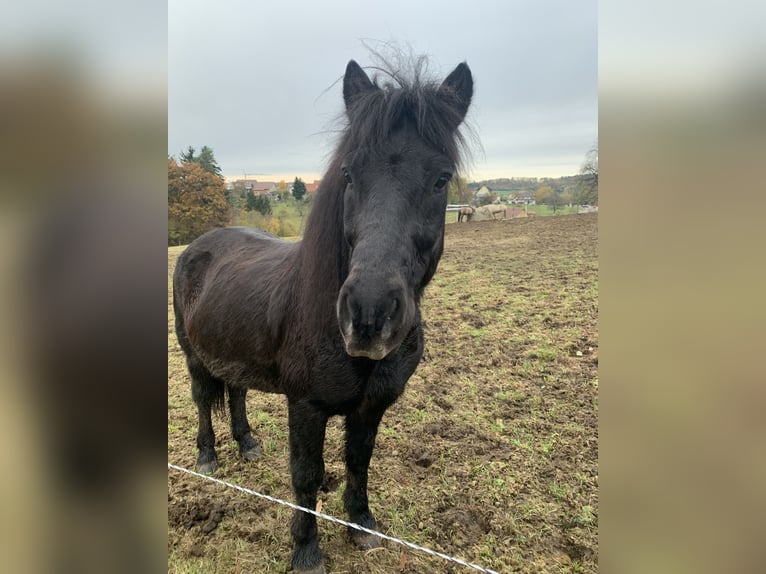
199,352,284,394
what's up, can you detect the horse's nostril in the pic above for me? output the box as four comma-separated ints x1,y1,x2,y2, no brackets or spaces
337,290,356,335
387,298,399,320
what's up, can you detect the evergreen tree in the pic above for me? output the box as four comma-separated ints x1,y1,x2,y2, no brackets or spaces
180,146,196,163
245,191,272,216
179,145,223,180
245,190,257,211
197,146,223,179
292,177,307,202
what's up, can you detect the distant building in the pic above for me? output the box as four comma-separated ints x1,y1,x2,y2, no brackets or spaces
227,177,322,199
476,185,492,199
508,192,536,205
226,180,278,195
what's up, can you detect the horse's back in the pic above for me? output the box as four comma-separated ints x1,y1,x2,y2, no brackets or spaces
173,227,298,389
174,227,294,305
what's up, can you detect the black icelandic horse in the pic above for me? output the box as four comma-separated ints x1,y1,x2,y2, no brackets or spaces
173,58,472,573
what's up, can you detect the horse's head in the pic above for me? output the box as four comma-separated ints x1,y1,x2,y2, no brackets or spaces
336,60,473,360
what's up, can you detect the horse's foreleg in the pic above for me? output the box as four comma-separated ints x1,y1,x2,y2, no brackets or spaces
288,401,328,574
343,407,386,550
227,385,262,460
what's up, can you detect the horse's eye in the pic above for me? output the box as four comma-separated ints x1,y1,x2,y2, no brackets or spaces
342,167,352,185
434,172,452,191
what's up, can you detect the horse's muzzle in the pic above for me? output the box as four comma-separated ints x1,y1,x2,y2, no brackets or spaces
337,277,411,360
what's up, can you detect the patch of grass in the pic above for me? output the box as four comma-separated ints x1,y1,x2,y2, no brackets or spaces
263,437,277,454
539,434,558,454
511,437,533,452
379,426,400,439
525,346,559,361
253,411,287,439
548,481,570,502
386,502,425,544
489,417,506,433
574,472,592,487
495,390,526,402
476,462,511,492
577,505,596,526
168,556,211,574
406,407,431,424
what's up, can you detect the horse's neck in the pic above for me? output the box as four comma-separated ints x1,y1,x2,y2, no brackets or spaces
294,180,349,317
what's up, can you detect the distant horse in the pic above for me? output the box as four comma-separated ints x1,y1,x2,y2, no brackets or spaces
173,58,473,574
484,204,507,219
457,205,474,222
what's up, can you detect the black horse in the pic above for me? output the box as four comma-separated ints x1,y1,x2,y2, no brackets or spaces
173,58,473,573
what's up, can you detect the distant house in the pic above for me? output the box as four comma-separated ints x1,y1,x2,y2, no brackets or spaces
476,185,492,199
227,180,278,196
227,178,322,199
251,181,278,195
507,192,536,205
475,185,492,204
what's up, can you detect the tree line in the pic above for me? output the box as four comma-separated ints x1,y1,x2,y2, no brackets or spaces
450,143,598,209
168,143,597,245
168,145,311,245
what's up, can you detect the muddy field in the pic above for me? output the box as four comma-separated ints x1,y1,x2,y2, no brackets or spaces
168,213,598,573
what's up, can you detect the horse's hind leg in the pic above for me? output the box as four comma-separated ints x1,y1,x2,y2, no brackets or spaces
188,356,225,474
227,385,262,461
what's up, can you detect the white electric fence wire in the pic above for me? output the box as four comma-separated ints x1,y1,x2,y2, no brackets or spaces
168,463,500,574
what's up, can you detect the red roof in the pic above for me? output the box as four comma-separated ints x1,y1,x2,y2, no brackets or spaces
229,180,276,194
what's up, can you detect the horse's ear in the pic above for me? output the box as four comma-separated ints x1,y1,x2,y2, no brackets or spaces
439,62,473,124
343,60,375,110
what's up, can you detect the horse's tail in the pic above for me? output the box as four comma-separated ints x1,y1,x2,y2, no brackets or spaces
188,353,227,416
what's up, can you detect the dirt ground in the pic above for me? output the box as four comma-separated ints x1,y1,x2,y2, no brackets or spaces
168,213,598,573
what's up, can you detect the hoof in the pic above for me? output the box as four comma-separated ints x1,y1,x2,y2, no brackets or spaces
197,459,218,475
293,563,326,574
240,445,263,461
352,531,382,551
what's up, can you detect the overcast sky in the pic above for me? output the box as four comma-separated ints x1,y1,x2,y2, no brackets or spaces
169,0,597,182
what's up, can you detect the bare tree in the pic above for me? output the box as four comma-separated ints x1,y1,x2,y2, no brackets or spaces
447,175,472,204
577,142,598,205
